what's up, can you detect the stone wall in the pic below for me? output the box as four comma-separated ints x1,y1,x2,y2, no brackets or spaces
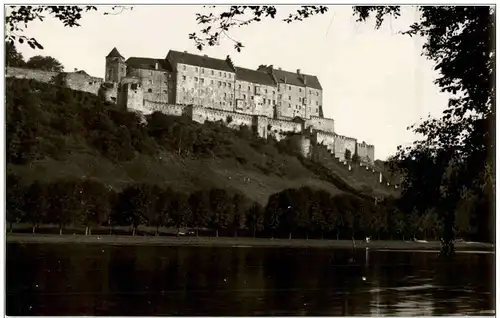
315,130,336,153
143,100,187,116
267,118,302,141
6,67,58,83
356,142,375,164
308,116,335,134
63,72,103,95
333,134,357,161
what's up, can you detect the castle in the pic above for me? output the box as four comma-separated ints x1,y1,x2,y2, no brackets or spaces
5,47,375,164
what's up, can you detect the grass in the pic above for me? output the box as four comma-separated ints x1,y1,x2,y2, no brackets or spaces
6,232,494,252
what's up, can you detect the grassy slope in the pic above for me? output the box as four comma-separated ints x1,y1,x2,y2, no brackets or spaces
6,78,399,203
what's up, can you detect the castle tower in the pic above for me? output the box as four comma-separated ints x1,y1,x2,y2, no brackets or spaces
105,47,126,83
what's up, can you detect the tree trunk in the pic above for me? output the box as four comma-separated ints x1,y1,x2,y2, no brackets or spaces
288,232,292,240
216,229,219,238
177,227,181,237
32,225,36,235
156,225,160,236
306,232,309,240
85,226,89,236
59,227,63,236
9,221,13,233
336,231,340,240
132,227,136,236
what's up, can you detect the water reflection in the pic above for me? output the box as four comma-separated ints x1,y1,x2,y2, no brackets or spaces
6,243,494,316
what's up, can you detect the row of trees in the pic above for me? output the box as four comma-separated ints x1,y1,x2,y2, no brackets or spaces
8,175,489,242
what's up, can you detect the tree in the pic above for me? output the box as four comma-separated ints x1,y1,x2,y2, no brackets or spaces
170,191,192,236
5,6,132,50
230,193,246,237
114,184,156,236
77,179,112,235
24,181,48,234
192,6,495,255
208,188,233,237
5,41,25,67
46,180,82,235
246,202,264,238
344,149,351,162
25,55,64,72
6,173,26,233
188,190,211,236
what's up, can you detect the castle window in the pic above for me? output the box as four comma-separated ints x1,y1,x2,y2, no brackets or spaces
309,90,312,94
288,86,291,90
316,101,319,105
195,67,198,72
148,89,153,93
288,96,291,101
265,89,268,93
211,80,214,84
182,75,186,81
163,90,167,93
195,77,198,81
224,82,227,87
224,73,226,78
218,81,221,86
230,101,232,106
219,72,222,76
211,70,214,75
316,92,319,96
238,84,241,89
299,88,302,92
183,65,186,71
299,97,301,102
224,93,227,97
278,94,282,99
228,83,231,88
200,78,204,84
251,96,254,100
201,69,204,74
243,94,246,99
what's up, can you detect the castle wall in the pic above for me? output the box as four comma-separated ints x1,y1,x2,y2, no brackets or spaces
306,87,322,118
63,72,103,95
143,100,187,116
99,82,118,103
234,80,275,118
356,142,375,164
267,118,302,141
315,130,335,153
277,82,306,119
128,67,172,103
174,62,235,111
105,56,126,83
6,67,58,83
308,116,334,134
333,134,357,161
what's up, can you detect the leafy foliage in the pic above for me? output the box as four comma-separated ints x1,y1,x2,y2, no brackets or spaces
5,5,132,50
25,55,64,72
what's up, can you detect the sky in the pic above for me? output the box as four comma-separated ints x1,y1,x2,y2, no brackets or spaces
14,5,452,160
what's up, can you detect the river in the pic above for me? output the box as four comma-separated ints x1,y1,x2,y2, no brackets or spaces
6,243,495,316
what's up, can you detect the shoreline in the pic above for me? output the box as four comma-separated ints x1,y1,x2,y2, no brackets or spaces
5,233,495,252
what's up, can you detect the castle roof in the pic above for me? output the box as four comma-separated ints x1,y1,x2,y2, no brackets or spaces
126,57,172,71
167,50,234,72
106,47,124,59
257,65,322,90
235,66,276,86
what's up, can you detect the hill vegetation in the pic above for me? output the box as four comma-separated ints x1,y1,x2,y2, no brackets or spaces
6,78,491,243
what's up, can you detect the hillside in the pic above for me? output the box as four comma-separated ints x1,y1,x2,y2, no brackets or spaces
6,78,399,204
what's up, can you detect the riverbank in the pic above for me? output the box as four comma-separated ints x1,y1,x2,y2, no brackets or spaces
5,233,495,252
